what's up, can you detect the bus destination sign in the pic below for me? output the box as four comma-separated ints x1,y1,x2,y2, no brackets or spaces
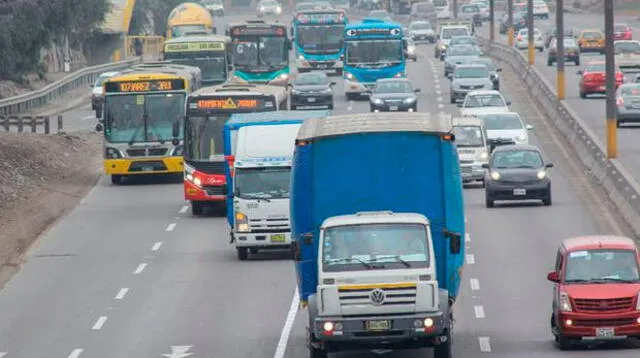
231,26,285,36
345,27,401,37
189,97,274,111
105,79,186,93
297,12,344,23
164,41,225,52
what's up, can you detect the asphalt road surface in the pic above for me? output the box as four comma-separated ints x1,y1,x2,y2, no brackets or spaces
0,8,638,358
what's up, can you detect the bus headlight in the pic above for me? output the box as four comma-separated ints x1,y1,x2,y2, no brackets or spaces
105,147,123,159
235,212,250,232
172,145,184,156
276,6,282,13
345,72,355,81
490,171,500,180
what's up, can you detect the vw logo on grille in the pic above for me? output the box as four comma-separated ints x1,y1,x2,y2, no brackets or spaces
370,288,386,305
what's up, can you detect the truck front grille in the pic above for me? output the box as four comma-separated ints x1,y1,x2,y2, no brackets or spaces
573,318,636,327
249,218,289,232
573,297,634,312
338,287,417,307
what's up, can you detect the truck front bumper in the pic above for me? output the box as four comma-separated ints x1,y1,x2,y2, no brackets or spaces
344,79,374,95
313,312,446,350
233,231,291,249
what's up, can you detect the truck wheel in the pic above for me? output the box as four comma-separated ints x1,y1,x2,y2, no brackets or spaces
433,324,452,358
309,341,327,358
191,201,204,216
485,194,494,208
236,247,249,260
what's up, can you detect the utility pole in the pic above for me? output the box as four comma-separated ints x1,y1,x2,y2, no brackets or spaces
604,0,617,158
507,0,514,46
556,0,565,100
452,0,458,19
527,0,534,65
489,0,495,42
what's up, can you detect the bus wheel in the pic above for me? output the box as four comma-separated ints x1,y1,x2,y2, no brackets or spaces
111,175,122,185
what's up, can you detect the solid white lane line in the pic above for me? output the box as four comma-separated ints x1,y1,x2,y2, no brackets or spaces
179,205,189,214
165,223,177,232
465,233,471,242
67,349,83,358
92,316,108,330
470,278,480,291
474,305,485,318
151,242,163,251
273,288,300,358
478,337,492,352
114,288,129,300
466,254,475,265
133,263,147,274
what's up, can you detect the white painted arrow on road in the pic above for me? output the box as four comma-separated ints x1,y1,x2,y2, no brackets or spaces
162,345,193,358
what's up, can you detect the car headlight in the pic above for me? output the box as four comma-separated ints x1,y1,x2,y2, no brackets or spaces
490,171,500,180
193,177,202,187
403,97,416,104
537,170,547,179
372,98,383,104
477,151,489,161
345,72,355,81
235,212,250,232
320,88,332,94
559,292,572,312
408,48,415,54
517,134,527,142
291,89,301,95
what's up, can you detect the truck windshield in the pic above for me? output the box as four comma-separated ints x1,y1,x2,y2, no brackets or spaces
235,167,290,199
564,249,640,283
296,25,345,54
322,223,430,272
183,115,227,161
104,93,185,144
453,125,484,147
345,39,403,65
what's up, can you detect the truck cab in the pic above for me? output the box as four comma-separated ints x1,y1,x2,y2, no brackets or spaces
452,116,489,186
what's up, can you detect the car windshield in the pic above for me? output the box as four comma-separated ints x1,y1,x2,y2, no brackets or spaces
582,31,603,39
479,113,524,130
296,3,315,11
455,66,488,78
410,22,432,30
448,45,480,56
454,125,484,147
442,27,469,39
492,149,543,169
346,39,403,65
374,81,412,93
104,93,185,144
261,0,279,6
586,63,606,72
203,0,222,4
565,249,640,283
464,94,506,107
295,73,328,85
322,223,430,272
620,85,640,96
615,42,640,54
234,167,290,199
163,54,227,84
434,0,447,5
417,3,432,11
562,39,577,47
461,5,478,13
369,11,387,18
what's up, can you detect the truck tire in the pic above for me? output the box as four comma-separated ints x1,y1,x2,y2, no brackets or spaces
237,247,248,260
433,320,452,358
307,295,327,358
191,201,204,216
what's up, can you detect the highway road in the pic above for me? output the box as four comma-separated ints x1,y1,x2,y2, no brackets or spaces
0,8,637,358
481,9,640,188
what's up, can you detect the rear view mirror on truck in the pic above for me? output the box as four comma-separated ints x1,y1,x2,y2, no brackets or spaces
291,241,302,262
444,230,462,254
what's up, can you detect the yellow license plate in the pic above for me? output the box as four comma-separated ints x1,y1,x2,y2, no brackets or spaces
270,234,285,243
365,320,391,331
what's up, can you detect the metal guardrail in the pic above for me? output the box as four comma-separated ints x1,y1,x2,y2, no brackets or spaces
478,35,640,236
0,115,64,134
0,57,141,116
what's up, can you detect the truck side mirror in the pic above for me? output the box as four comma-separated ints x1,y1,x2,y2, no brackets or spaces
547,271,560,283
95,122,103,132
302,232,313,245
291,241,302,261
444,229,462,254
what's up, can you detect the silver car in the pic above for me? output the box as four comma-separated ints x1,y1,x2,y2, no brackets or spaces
475,112,533,145
443,44,482,77
449,64,494,103
616,83,640,127
257,0,282,16
408,21,436,43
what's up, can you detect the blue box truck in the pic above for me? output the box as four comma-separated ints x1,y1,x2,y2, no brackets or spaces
290,112,465,358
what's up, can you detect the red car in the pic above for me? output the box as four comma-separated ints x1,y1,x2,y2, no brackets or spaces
578,61,624,98
547,236,640,350
614,23,633,41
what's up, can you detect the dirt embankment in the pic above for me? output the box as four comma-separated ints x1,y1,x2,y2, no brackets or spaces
0,131,102,287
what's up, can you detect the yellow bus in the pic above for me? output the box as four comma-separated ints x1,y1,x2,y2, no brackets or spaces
167,2,215,39
162,34,232,86
97,62,203,185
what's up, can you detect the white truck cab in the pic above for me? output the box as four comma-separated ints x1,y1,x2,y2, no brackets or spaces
452,116,489,186
231,123,302,260
310,211,445,349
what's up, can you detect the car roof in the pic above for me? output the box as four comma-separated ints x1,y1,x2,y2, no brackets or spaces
455,63,488,69
468,90,501,95
492,143,541,153
561,235,637,252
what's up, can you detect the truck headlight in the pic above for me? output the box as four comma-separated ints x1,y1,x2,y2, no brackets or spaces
408,47,415,54
559,292,572,312
517,134,527,142
537,170,547,179
490,171,500,180
372,98,383,104
276,6,282,13
235,212,249,232
298,55,304,60
477,151,489,161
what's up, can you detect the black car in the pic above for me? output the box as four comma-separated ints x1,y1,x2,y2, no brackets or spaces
369,78,420,112
483,144,553,207
289,72,335,110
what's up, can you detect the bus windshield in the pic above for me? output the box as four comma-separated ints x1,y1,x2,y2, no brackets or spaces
232,37,288,69
104,93,185,144
296,24,345,54
164,52,227,84
184,115,228,161
346,39,403,65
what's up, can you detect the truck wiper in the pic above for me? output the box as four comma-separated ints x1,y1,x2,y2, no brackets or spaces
368,255,411,267
327,257,373,269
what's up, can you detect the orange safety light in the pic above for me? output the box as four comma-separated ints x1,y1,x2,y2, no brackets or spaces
441,134,454,141
225,155,235,176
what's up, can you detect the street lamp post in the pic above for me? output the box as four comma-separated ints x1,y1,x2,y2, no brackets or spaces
556,0,565,100
527,0,534,65
507,0,514,46
604,0,617,158
453,0,458,19
489,0,495,42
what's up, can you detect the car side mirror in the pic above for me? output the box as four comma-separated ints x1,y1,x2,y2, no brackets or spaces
287,83,293,87
576,70,583,75
447,73,453,80
545,163,554,168
95,122,103,132
547,271,560,283
330,82,337,86
481,163,489,169
506,100,512,105
526,124,534,130
497,68,502,72
414,88,421,93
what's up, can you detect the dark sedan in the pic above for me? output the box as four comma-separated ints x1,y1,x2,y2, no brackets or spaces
289,72,335,110
466,57,502,91
369,78,420,112
547,38,580,66
616,83,640,127
483,144,553,207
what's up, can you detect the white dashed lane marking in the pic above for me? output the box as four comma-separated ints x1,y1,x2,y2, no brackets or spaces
466,254,475,265
479,337,492,352
438,104,444,109
133,263,147,274
470,278,480,291
114,288,129,300
474,305,485,318
92,316,108,330
166,223,177,232
465,233,471,242
179,205,189,214
151,242,163,251
67,349,83,358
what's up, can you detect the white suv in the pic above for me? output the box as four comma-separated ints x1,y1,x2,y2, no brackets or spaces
533,0,549,19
